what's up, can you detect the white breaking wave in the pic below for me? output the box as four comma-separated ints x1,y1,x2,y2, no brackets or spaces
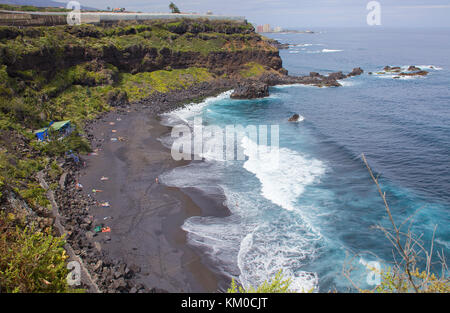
242,136,326,212
292,43,324,47
160,90,234,161
337,79,359,87
273,84,315,89
159,90,325,293
322,49,343,53
305,49,343,54
161,90,233,126
237,219,321,293
416,65,443,71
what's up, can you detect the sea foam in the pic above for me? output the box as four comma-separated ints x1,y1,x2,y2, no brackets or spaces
242,136,326,212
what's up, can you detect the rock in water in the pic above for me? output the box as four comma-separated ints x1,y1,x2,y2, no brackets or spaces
288,114,300,122
328,71,346,80
399,70,428,76
347,67,364,77
407,65,422,72
231,82,269,99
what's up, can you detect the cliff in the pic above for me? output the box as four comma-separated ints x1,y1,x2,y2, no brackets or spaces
0,18,286,293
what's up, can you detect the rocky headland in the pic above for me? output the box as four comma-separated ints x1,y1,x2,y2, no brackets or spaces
0,18,364,293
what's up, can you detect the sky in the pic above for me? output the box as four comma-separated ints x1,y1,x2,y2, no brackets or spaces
68,0,450,28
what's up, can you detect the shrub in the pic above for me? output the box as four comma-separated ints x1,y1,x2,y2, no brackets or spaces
40,132,91,157
227,270,293,293
0,214,71,293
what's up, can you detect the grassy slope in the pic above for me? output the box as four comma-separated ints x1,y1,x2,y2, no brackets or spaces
0,19,278,292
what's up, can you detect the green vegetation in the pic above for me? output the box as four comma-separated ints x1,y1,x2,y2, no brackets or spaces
239,62,267,78
120,67,214,99
0,20,264,64
0,214,71,293
373,268,450,293
0,20,275,293
169,2,181,14
0,4,70,12
228,270,294,293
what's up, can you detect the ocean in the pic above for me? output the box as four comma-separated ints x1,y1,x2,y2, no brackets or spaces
159,27,450,292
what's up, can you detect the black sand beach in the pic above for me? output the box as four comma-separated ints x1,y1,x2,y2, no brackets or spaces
78,108,231,292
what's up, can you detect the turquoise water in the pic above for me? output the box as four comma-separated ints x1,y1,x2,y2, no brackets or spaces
161,28,450,292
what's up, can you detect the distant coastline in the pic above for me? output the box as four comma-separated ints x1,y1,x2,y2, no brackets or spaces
259,30,315,34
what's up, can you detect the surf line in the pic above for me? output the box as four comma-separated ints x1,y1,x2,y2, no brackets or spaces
170,117,280,164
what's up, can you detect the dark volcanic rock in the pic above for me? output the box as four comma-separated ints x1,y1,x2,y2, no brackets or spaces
309,72,322,78
318,77,342,87
347,67,364,77
328,71,346,80
288,114,300,122
384,66,401,73
107,90,129,107
268,39,290,50
399,70,428,76
231,82,269,99
407,65,422,72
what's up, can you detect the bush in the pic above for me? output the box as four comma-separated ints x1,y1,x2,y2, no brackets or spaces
227,270,293,293
0,214,71,293
40,132,91,157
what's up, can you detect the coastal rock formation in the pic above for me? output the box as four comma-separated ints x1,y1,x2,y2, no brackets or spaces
267,38,290,50
384,66,401,72
328,71,346,80
375,65,428,77
231,81,269,99
408,65,421,72
399,70,428,77
0,17,367,293
347,67,364,77
1,21,286,78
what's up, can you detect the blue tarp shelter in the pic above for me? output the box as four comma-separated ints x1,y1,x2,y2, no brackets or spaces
34,121,72,141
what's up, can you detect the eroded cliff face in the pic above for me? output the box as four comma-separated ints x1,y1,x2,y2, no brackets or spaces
0,19,285,78
0,20,286,235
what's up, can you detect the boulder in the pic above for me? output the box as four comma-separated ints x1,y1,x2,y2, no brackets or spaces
309,72,322,78
347,67,364,77
399,70,428,76
328,71,346,80
107,90,129,107
231,82,269,99
319,78,342,87
407,65,421,72
288,114,300,122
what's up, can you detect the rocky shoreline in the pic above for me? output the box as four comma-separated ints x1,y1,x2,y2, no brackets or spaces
49,69,363,293
48,81,237,293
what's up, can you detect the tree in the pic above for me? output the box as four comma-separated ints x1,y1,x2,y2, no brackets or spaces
169,2,180,13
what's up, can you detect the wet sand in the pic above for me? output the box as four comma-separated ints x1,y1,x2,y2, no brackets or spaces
79,109,231,292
